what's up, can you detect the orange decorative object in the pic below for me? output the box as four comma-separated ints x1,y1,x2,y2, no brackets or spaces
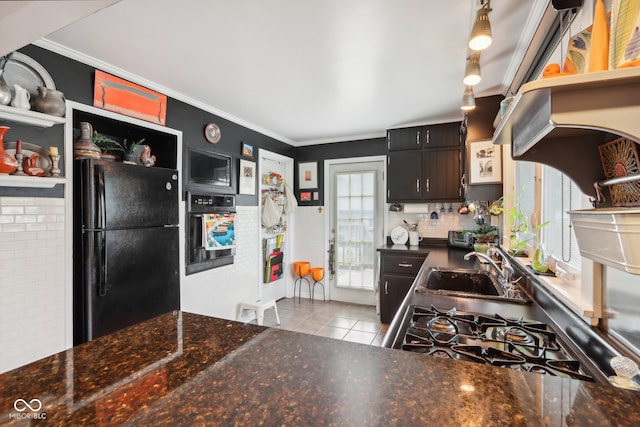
293,261,311,303
94,70,167,125
293,261,310,277
310,267,324,282
589,0,610,72
23,153,45,176
0,126,18,175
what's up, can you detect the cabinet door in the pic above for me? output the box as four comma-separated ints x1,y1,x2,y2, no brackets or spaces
423,122,461,149
387,151,422,202
387,127,423,151
423,148,462,201
380,274,414,323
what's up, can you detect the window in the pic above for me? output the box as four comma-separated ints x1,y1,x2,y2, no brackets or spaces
335,171,376,290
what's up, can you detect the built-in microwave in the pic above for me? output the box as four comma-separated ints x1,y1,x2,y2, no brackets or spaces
187,148,235,193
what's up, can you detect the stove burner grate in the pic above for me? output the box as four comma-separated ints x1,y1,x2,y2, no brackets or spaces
398,305,594,382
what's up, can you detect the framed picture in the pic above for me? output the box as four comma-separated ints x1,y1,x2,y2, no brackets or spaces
239,159,256,195
93,70,167,125
468,139,502,184
298,161,317,189
300,191,312,201
241,142,254,158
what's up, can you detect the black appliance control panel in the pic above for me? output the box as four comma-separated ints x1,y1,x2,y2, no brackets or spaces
187,192,236,213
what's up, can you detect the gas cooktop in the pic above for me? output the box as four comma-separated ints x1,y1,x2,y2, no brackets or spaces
396,304,595,382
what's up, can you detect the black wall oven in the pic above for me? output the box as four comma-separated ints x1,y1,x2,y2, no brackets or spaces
186,191,236,275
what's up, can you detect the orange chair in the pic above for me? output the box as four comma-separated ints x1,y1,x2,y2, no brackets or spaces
310,267,325,303
293,261,311,303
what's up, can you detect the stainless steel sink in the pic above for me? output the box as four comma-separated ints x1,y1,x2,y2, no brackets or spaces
416,267,530,303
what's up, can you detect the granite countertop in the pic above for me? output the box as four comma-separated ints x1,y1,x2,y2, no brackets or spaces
1,310,639,426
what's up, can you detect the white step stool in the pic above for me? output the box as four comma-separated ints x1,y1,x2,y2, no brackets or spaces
238,299,280,326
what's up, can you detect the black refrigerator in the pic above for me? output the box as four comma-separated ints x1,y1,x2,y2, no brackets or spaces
73,159,180,345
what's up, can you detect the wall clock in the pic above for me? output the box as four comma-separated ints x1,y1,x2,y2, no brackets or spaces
204,123,221,144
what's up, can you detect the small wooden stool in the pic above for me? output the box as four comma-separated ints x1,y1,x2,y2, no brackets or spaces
238,299,280,326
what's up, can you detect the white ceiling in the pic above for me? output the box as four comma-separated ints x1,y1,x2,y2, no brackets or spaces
32,0,544,146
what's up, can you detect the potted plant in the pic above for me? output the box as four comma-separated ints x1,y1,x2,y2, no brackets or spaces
466,224,499,254
531,221,551,273
91,132,145,164
492,193,529,256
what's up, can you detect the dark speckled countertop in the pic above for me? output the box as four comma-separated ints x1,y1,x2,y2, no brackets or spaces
1,309,639,426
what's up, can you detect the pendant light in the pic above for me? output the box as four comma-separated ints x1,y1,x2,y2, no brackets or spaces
469,0,492,51
463,52,481,86
461,86,476,111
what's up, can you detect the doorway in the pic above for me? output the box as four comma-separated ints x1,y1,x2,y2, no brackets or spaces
325,157,385,305
259,149,294,301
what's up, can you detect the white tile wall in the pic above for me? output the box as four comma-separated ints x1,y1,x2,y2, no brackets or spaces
181,205,262,321
0,197,67,374
389,205,480,239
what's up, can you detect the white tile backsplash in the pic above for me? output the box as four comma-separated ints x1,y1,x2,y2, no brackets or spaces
0,197,67,374
388,206,479,239
181,205,262,321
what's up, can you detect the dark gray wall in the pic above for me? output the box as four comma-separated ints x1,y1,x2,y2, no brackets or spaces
465,95,503,202
294,137,386,205
1,44,295,203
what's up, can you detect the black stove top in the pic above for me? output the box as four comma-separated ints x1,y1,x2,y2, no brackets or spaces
399,305,594,382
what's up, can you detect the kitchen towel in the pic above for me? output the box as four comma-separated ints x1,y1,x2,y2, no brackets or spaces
283,182,298,214
262,194,280,227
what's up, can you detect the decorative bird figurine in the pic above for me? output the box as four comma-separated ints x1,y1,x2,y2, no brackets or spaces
140,145,156,167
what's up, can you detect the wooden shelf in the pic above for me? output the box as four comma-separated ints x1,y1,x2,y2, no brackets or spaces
493,67,640,199
0,174,65,188
0,104,66,128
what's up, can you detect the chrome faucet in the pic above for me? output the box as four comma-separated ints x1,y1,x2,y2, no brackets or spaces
464,251,515,289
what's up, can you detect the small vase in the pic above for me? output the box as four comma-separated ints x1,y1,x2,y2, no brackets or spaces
32,86,66,117
73,121,101,159
532,242,549,273
509,232,525,254
0,126,18,174
473,242,489,254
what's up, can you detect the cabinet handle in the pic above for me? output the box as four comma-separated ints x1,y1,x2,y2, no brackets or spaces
426,129,430,144
426,178,430,192
416,130,420,146
384,281,388,294
416,179,420,193
398,263,413,268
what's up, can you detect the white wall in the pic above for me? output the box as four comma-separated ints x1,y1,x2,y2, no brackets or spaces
0,196,67,374
290,206,325,299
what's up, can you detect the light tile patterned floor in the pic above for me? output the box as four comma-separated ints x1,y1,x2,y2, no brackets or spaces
258,297,389,346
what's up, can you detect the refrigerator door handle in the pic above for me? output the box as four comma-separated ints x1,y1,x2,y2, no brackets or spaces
97,231,107,297
96,163,107,229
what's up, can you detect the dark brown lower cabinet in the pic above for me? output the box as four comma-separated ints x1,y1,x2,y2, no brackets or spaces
379,253,425,323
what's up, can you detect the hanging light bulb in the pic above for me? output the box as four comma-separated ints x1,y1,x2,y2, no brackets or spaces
461,86,476,111
469,0,492,51
463,53,481,86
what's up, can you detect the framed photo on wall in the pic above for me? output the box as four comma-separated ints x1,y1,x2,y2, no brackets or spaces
468,139,502,185
239,159,256,195
241,142,254,158
298,161,317,189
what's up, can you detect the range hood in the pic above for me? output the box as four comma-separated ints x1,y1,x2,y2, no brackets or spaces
493,67,640,202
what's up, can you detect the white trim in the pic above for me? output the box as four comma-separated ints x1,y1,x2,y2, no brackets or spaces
35,38,296,146
324,155,387,305
63,100,184,348
500,0,551,95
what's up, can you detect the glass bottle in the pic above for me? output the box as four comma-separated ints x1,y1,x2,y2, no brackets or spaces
532,241,549,273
